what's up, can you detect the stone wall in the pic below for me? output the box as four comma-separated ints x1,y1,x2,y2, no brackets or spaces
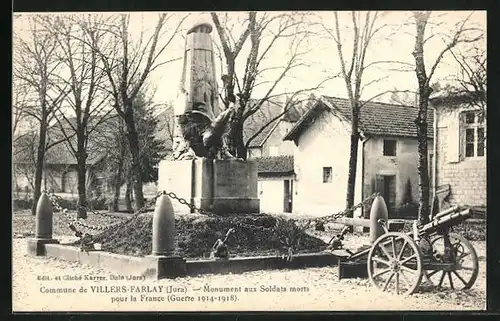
434,106,486,206
362,136,433,216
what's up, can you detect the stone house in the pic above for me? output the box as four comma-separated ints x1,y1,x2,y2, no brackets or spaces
283,96,434,218
13,113,174,200
244,98,311,213
13,133,107,198
255,155,295,213
246,99,309,158
430,92,486,208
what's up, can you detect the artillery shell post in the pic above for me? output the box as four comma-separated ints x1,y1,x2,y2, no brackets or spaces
151,194,176,256
27,193,59,256
147,194,187,279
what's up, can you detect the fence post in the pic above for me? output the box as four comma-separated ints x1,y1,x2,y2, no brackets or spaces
27,193,59,256
147,194,186,279
369,195,389,244
152,194,175,256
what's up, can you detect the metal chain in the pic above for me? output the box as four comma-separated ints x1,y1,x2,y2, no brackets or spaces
164,191,276,232
314,193,379,224
46,191,164,232
164,191,377,262
44,190,378,255
164,191,379,231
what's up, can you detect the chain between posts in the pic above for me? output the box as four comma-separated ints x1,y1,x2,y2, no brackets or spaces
44,190,377,254
46,191,164,233
164,190,378,260
164,190,379,232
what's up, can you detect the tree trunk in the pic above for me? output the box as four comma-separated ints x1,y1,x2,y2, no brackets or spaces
76,130,88,218
416,95,431,225
31,116,48,216
412,13,432,225
123,106,145,211
345,108,360,232
76,154,88,219
111,161,123,212
112,179,121,212
112,121,127,212
125,179,133,213
228,114,246,159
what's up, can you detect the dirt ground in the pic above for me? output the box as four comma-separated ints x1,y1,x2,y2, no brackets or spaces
12,210,486,312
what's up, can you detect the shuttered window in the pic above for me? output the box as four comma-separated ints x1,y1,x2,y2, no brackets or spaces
464,111,485,158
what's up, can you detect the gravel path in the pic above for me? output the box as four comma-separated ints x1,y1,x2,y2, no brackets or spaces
12,235,486,312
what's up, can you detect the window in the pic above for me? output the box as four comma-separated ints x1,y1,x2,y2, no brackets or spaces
383,139,397,156
323,167,332,183
464,112,485,158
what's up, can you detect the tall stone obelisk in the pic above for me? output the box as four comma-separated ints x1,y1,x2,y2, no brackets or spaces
175,23,219,120
158,22,260,215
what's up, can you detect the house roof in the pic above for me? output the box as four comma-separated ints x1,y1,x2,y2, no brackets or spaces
255,155,294,174
244,98,312,148
284,96,434,141
429,90,484,107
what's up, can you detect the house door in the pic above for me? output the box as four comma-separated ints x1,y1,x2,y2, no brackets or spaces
375,175,397,217
283,180,293,213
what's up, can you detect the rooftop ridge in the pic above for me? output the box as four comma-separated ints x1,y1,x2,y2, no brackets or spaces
321,95,418,109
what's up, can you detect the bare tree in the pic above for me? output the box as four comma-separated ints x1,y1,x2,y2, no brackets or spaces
321,11,392,223
38,14,114,218
13,16,70,215
411,11,483,224
88,13,187,210
211,12,329,159
12,82,31,139
448,47,486,122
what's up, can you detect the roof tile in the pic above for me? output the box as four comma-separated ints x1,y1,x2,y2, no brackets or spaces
255,155,294,174
285,96,434,141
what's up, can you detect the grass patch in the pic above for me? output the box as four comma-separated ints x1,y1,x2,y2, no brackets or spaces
91,213,327,258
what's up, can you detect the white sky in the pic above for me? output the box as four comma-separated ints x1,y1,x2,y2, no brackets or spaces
13,11,486,111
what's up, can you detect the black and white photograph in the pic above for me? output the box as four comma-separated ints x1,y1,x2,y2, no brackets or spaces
11,10,487,311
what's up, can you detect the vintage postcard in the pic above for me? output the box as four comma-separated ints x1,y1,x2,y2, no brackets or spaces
12,10,487,312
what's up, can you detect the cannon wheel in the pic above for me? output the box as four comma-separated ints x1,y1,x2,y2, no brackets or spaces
368,232,423,295
425,233,479,290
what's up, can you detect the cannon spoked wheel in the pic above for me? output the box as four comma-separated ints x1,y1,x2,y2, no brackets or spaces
368,232,423,295
425,233,479,290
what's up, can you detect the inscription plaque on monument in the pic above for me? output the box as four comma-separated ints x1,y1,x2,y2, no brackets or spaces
158,158,260,215
213,160,258,198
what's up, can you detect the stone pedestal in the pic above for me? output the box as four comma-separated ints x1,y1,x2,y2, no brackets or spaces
158,158,260,215
27,238,59,256
146,255,187,279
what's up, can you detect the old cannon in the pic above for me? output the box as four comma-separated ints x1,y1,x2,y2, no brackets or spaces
330,196,479,295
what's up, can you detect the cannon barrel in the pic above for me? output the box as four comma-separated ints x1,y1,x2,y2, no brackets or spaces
334,217,371,227
432,205,461,220
418,208,471,235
